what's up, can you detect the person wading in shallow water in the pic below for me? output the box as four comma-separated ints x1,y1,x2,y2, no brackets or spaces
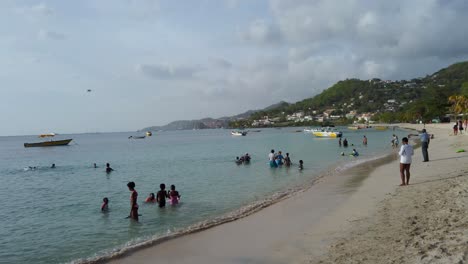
398,137,413,186
127,182,139,221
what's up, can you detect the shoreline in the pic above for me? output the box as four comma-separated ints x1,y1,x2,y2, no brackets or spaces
78,142,396,263
85,124,465,264
97,127,412,263
314,123,468,263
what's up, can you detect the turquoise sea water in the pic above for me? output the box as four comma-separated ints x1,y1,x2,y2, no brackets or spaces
0,127,404,263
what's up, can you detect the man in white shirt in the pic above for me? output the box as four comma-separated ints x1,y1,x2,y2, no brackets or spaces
398,137,414,186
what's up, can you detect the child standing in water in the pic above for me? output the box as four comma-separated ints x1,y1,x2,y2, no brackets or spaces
169,185,181,205
299,160,304,170
101,197,109,212
156,183,168,208
127,182,139,221
284,153,292,167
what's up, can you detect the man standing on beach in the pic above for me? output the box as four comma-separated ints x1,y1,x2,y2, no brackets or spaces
408,129,430,162
398,137,413,186
419,129,430,162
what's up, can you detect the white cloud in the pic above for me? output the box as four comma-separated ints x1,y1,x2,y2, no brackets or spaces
31,2,53,15
37,29,66,40
239,19,282,44
135,63,201,80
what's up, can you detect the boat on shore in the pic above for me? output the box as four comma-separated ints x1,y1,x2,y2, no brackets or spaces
24,138,72,148
231,131,247,136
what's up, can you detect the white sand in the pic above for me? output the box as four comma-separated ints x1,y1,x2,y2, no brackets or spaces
107,124,468,264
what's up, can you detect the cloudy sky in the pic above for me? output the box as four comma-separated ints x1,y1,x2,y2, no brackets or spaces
1,0,468,135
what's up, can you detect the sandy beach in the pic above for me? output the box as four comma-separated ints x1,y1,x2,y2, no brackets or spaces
106,123,468,264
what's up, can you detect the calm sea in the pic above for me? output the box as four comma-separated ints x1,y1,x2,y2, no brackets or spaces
0,127,402,263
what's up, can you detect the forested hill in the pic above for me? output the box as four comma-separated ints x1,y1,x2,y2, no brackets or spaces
140,101,290,131
245,61,468,123
141,61,468,131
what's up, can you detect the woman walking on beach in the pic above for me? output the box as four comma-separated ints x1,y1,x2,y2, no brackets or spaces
398,137,413,186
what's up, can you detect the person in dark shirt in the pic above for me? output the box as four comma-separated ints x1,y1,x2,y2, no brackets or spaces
156,183,168,208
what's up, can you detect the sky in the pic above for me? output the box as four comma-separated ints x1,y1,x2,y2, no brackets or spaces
2,0,468,136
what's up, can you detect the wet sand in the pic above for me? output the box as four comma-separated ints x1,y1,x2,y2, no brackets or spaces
106,123,467,264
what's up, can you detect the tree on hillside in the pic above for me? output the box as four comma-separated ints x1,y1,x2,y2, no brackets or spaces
448,95,468,117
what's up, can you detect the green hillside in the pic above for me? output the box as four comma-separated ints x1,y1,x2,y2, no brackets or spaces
233,61,468,127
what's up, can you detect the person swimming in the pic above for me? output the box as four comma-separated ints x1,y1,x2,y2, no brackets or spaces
341,152,345,156
145,193,156,203
235,157,243,165
51,163,56,168
156,183,168,208
101,197,109,212
106,163,113,173
243,153,251,163
169,185,181,205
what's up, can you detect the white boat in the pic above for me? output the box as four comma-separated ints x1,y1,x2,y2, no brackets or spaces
305,127,343,138
231,131,247,136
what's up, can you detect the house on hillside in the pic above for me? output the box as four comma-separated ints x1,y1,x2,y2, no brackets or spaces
346,110,357,119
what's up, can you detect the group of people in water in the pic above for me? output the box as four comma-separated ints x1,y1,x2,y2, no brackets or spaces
235,153,251,165
101,182,181,221
338,136,365,157
268,149,303,170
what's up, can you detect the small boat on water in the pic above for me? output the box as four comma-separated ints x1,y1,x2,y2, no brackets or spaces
374,126,388,131
304,127,343,138
129,136,146,139
24,133,72,148
146,131,152,136
231,131,247,136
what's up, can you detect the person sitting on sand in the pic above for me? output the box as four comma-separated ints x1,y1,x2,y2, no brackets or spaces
156,183,168,208
101,197,109,212
299,160,304,170
127,182,139,221
106,163,113,173
169,185,181,205
284,153,291,167
398,137,413,186
145,193,156,203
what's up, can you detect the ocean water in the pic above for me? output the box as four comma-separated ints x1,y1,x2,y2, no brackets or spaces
0,127,403,264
